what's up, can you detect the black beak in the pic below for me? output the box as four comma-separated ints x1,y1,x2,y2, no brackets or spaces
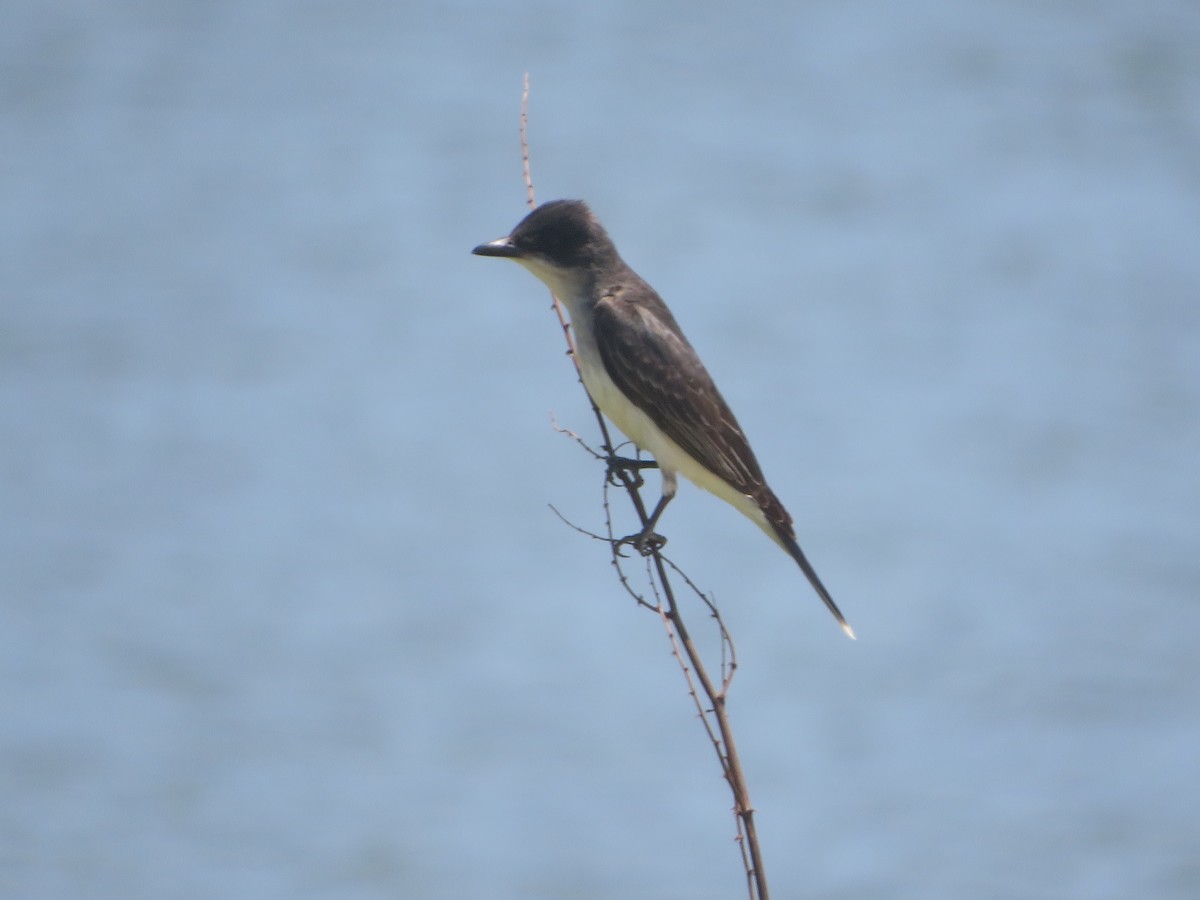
471,236,522,258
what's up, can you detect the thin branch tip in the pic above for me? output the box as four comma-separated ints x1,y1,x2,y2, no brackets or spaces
520,81,769,900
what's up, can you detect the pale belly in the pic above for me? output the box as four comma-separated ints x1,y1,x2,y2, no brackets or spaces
572,329,775,542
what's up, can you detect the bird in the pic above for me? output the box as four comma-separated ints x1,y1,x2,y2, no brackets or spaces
473,199,853,638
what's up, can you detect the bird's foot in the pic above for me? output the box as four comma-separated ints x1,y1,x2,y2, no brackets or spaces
606,455,658,488
616,528,668,556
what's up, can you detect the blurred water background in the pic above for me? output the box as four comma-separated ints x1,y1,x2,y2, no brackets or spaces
3,1,1199,897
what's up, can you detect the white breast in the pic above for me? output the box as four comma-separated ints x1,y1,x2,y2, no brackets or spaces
570,306,773,538
516,256,775,543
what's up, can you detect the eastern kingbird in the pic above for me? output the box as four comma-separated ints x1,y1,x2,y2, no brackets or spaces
473,200,853,638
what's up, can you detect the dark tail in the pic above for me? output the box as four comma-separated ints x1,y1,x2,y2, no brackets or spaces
777,527,856,640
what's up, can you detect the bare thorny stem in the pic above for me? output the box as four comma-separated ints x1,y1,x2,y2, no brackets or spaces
520,75,770,900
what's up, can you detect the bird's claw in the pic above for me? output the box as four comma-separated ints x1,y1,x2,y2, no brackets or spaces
606,455,658,489
616,530,668,556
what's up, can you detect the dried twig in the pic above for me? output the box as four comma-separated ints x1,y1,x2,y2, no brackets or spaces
519,74,770,900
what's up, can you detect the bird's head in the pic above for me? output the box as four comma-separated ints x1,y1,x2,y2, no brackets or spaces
473,200,618,297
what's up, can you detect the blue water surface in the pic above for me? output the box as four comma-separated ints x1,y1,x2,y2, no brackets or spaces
3,2,1198,898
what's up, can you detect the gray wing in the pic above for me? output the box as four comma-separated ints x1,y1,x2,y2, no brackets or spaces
594,285,853,635
592,285,783,520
